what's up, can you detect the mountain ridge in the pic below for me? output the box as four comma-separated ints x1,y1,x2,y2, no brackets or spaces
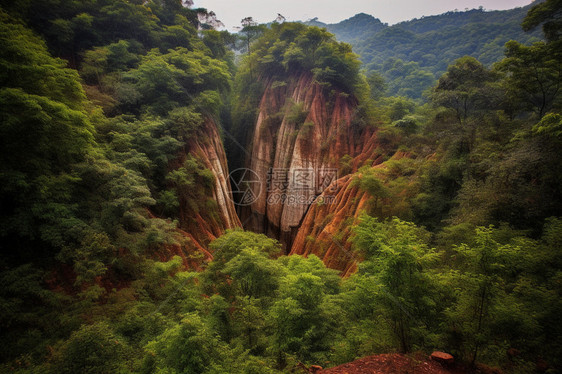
304,3,542,98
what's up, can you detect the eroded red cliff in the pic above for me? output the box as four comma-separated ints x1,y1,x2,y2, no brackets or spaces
239,71,424,275
290,150,419,276
243,73,378,250
184,119,241,234
289,174,369,277
160,118,241,268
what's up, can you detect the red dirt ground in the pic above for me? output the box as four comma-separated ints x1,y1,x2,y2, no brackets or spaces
318,353,468,374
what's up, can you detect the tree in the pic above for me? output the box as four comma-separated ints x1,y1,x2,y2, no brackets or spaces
239,17,262,54
356,171,390,216
233,22,366,98
53,323,132,374
236,17,266,80
432,56,499,125
209,229,281,264
269,272,332,363
443,227,525,365
0,12,95,257
202,29,237,60
268,255,341,365
200,230,281,300
223,248,282,298
353,217,440,353
124,47,230,115
522,0,562,45
231,295,267,353
496,41,561,118
147,314,225,374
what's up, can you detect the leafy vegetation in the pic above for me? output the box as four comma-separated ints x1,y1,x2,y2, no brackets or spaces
310,4,542,99
242,22,365,95
0,1,234,370
1,0,561,373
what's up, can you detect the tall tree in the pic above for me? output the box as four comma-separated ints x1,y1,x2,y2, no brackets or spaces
497,41,561,118
432,56,499,125
353,217,440,353
522,0,562,45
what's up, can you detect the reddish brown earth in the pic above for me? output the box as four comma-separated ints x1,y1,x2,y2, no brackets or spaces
156,118,241,267
289,174,368,276
181,118,241,238
318,353,467,374
290,150,418,276
240,72,426,275
242,73,379,250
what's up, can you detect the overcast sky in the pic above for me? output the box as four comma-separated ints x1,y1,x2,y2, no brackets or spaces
192,0,534,31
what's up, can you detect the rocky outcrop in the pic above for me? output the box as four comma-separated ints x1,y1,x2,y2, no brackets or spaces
288,174,368,277
243,73,378,250
239,72,422,276
430,352,454,366
290,150,418,275
185,119,241,233
163,118,241,267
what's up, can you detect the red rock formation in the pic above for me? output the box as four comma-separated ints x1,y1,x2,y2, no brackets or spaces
240,72,423,276
430,351,455,365
159,118,241,267
289,174,368,276
184,118,241,234
290,150,419,275
243,73,378,250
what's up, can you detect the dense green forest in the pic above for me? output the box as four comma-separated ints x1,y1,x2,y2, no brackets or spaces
0,0,561,373
308,4,543,98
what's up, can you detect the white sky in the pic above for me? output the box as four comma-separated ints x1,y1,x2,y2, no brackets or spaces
192,0,534,31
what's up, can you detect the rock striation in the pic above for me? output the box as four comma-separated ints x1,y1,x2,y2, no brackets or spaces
242,72,379,252
163,118,241,267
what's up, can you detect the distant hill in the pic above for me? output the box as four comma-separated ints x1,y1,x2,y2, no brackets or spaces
305,4,542,99
306,13,387,44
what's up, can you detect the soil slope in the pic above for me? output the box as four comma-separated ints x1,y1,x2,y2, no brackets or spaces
319,353,467,374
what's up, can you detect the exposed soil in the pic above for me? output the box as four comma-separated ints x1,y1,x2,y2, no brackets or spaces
318,353,468,374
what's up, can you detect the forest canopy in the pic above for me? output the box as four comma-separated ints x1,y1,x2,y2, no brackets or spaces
0,0,561,373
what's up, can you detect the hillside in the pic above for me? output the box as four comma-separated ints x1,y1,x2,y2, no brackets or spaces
0,0,561,373
306,13,387,44
307,4,542,98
